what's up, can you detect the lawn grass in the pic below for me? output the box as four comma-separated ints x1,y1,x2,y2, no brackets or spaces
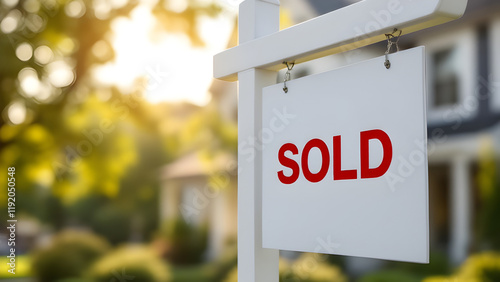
172,264,216,282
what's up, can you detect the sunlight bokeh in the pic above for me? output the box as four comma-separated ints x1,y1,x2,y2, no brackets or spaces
93,1,235,106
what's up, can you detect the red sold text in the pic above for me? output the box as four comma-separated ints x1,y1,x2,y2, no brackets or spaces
277,129,393,184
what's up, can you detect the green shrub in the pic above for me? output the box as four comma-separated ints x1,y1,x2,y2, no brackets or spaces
171,244,237,282
0,255,31,278
206,244,238,282
160,217,208,265
476,148,500,250
31,230,110,282
424,252,500,282
455,252,500,282
223,253,347,282
422,276,451,282
360,270,420,282
88,245,171,282
384,251,450,278
222,266,237,282
290,253,347,282
91,205,132,245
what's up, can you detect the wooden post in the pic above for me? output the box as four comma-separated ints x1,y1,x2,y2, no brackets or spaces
237,0,280,281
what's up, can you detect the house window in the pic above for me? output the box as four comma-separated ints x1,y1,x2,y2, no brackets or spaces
432,48,459,107
181,185,206,225
420,28,477,122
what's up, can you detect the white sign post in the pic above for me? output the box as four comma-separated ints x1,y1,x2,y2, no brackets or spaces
214,0,467,281
236,1,280,281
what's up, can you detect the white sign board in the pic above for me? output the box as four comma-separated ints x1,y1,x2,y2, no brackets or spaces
262,47,429,263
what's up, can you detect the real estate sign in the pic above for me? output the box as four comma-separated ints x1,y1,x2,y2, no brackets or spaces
262,47,429,263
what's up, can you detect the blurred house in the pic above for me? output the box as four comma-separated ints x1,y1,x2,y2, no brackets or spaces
159,0,500,268
406,0,500,267
159,151,237,260
282,0,500,270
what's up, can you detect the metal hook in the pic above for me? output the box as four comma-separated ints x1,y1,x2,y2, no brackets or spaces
283,61,295,93
384,28,402,69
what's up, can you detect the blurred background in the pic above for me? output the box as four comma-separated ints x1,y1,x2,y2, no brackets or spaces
1,0,500,281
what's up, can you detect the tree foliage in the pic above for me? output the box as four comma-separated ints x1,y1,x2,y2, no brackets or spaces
0,0,227,231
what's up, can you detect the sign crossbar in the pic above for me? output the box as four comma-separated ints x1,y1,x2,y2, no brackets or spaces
214,0,468,81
